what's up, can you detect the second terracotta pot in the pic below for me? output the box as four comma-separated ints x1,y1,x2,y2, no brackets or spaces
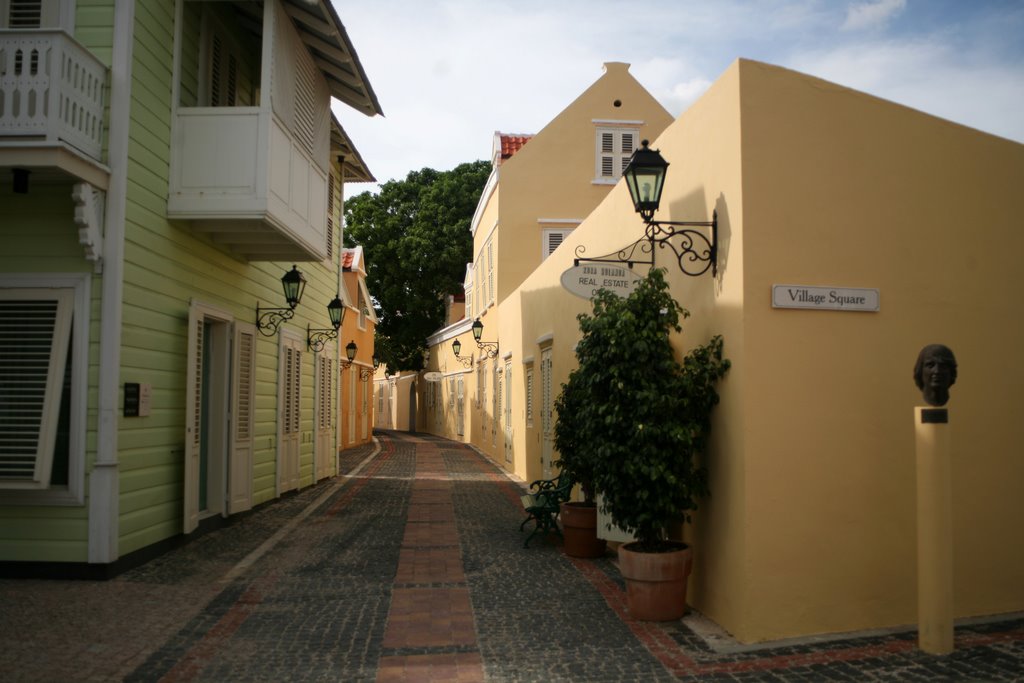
559,501,607,558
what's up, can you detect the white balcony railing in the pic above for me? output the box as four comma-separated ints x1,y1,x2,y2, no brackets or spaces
0,31,107,161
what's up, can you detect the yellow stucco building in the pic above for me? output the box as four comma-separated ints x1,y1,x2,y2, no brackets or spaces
421,58,1024,643
422,61,674,460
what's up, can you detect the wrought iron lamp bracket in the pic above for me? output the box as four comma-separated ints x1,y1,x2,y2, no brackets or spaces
358,367,375,381
257,304,296,336
573,210,717,278
453,352,474,368
307,325,339,352
476,342,499,360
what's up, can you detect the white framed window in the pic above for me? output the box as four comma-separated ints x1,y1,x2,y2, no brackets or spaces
542,229,571,260
486,237,495,306
595,127,639,182
0,274,89,503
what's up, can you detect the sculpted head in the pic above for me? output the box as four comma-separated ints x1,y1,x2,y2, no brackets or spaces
913,344,957,407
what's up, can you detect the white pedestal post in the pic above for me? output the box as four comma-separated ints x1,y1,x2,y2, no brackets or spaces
915,406,953,654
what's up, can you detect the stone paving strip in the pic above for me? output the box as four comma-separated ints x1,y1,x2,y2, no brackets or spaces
1,432,1023,682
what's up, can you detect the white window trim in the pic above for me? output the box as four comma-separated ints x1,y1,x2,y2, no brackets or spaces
0,273,90,505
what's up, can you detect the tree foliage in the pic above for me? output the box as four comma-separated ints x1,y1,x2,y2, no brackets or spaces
556,268,730,550
344,160,491,371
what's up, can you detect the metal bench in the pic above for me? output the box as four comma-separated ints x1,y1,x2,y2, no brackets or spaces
519,473,574,548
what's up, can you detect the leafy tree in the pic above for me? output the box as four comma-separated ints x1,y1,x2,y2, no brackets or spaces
344,160,491,371
563,268,730,551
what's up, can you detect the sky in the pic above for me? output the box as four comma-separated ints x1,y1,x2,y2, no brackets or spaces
333,0,1024,191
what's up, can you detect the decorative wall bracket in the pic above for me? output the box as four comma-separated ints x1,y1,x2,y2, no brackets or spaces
573,211,717,278
72,182,105,272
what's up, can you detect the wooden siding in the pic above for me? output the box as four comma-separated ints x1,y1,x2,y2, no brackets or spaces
116,1,343,556
0,184,98,562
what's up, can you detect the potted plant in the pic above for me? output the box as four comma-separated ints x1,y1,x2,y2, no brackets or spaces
574,268,729,620
553,365,606,558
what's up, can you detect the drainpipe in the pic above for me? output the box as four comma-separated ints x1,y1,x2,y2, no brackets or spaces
88,0,134,564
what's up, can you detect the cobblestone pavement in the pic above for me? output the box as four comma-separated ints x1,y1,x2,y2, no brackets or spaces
2,431,1022,682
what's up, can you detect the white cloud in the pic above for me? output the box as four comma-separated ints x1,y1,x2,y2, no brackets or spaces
841,0,907,31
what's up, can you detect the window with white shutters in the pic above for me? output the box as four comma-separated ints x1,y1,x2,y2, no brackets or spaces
0,289,73,489
595,128,639,181
542,230,571,260
486,238,495,306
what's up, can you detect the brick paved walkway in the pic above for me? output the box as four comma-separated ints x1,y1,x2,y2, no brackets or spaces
1,432,1022,682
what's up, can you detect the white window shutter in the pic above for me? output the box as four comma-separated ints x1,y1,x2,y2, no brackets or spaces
0,290,73,488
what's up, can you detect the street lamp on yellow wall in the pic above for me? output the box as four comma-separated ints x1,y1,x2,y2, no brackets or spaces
471,318,499,359
451,338,474,368
622,140,717,277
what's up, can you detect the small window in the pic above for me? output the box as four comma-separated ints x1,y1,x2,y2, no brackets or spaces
595,128,639,181
542,229,571,260
525,367,534,428
0,276,92,504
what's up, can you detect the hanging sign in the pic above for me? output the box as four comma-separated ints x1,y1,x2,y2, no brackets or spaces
772,285,880,312
423,371,444,382
561,263,643,300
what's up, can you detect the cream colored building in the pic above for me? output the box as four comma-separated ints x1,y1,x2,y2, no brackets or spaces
483,58,1024,643
420,62,674,466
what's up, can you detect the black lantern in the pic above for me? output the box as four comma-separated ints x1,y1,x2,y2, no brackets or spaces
451,337,473,368
326,295,344,329
307,294,346,352
257,265,307,336
623,140,669,222
345,340,358,363
359,352,380,381
470,319,498,359
373,356,381,369
619,140,717,277
281,265,307,309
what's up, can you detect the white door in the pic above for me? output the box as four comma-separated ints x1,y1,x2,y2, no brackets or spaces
348,369,357,443
228,323,255,514
315,354,335,481
540,347,553,478
278,334,302,493
503,361,513,464
360,377,369,440
185,303,231,533
492,362,500,447
456,376,465,437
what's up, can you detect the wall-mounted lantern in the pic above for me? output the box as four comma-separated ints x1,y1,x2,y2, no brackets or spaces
471,318,499,359
256,265,306,336
622,140,717,277
451,338,474,367
307,295,345,351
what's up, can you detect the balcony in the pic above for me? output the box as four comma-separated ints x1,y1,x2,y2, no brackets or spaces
167,106,329,262
0,30,109,189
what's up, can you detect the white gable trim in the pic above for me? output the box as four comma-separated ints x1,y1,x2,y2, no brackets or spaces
469,167,498,237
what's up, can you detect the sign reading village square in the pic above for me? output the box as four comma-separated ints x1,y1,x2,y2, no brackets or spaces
561,264,644,300
772,284,879,312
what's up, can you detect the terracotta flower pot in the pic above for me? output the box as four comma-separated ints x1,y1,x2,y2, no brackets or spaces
617,541,692,621
560,501,607,558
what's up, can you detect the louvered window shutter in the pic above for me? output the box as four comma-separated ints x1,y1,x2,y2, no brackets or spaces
236,330,254,442
7,0,42,28
545,231,565,257
0,291,73,488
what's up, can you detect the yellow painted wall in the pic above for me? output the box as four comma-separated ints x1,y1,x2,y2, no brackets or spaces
503,58,1024,643
733,59,1024,641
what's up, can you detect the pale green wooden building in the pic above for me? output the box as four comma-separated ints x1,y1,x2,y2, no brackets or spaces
0,0,381,576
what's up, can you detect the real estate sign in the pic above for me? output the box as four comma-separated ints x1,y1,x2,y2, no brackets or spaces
561,264,643,300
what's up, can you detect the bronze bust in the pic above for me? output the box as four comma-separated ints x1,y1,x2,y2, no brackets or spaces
913,344,957,407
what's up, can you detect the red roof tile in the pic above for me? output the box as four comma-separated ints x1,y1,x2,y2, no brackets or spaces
499,134,532,161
